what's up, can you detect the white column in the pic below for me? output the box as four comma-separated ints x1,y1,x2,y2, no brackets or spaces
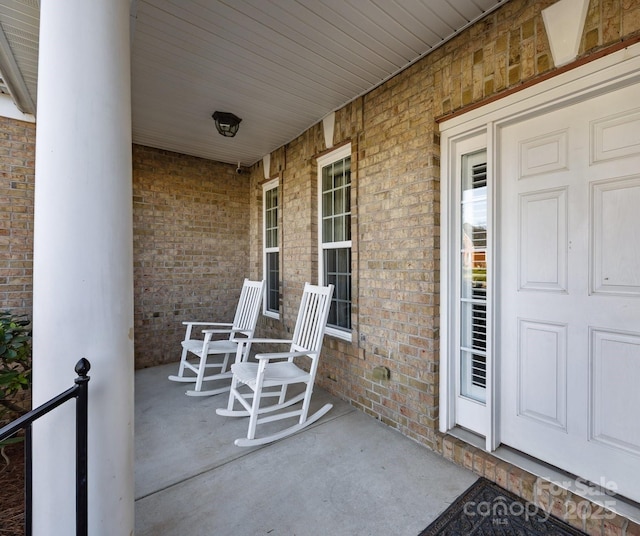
33,1,133,534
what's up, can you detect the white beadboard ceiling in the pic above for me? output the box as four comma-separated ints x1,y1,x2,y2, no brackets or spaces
0,0,507,166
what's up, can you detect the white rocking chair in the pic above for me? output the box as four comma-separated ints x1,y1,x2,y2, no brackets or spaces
168,278,265,396
217,282,334,446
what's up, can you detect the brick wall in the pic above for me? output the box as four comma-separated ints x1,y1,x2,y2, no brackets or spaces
0,136,252,368
132,145,250,368
0,116,35,318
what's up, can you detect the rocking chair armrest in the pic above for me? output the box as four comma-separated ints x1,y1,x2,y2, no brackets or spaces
255,351,311,361
232,337,294,346
201,328,235,335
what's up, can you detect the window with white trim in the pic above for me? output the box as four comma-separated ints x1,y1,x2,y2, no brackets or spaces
318,144,352,339
263,179,279,317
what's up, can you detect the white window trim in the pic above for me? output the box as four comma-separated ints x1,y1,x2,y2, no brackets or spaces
441,130,492,445
317,143,352,342
263,177,279,319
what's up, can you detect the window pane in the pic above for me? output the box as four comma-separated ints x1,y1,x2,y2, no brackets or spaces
324,248,351,330
336,299,350,330
334,215,344,242
460,302,486,351
323,192,333,217
337,247,349,273
322,167,333,192
337,274,349,302
266,222,274,248
333,159,344,181
327,298,337,326
461,252,486,300
345,186,351,215
325,248,336,272
461,159,487,249
323,219,333,244
266,252,279,313
460,150,487,403
461,350,487,401
334,184,344,212
462,197,487,248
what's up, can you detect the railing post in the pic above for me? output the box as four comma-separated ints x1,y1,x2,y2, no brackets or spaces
0,358,92,536
25,424,32,535
74,358,91,536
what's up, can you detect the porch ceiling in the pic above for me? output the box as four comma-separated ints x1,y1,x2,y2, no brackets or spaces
0,0,507,166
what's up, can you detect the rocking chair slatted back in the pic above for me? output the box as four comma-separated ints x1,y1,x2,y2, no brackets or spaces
291,283,333,356
232,280,264,335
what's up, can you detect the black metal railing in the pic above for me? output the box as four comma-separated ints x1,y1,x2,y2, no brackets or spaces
0,358,91,536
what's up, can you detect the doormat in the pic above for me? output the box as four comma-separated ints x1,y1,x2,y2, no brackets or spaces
418,478,587,535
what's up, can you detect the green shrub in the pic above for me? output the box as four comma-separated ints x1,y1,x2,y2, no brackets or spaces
0,311,32,427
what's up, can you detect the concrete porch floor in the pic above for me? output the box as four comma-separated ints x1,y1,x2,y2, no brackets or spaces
135,363,477,536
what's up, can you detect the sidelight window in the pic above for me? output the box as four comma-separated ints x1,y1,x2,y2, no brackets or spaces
460,150,488,403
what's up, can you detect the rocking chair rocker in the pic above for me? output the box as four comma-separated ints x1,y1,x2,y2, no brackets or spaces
168,278,265,396
216,282,334,446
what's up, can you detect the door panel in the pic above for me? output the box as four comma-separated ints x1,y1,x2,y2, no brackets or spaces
592,177,640,295
499,84,640,502
518,319,567,430
590,328,640,456
519,188,568,292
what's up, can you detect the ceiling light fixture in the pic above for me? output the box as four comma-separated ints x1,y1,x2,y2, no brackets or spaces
212,111,242,137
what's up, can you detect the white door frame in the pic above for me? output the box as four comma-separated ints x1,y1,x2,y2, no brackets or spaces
439,42,640,453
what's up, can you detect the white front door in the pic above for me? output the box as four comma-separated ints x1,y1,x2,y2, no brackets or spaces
499,83,640,502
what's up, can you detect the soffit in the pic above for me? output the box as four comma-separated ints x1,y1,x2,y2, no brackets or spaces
0,0,508,166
